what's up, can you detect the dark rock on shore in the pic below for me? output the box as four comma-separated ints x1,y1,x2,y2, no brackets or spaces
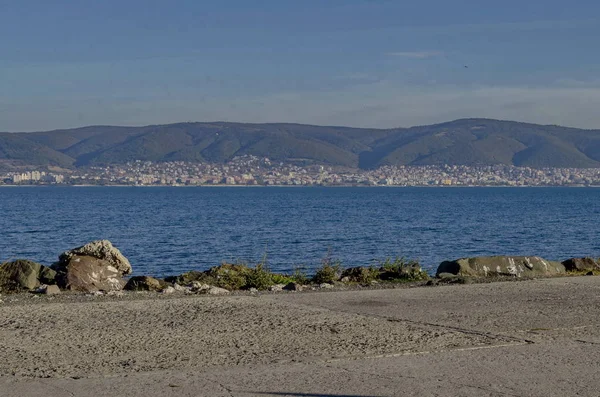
437,256,565,278
0,260,57,293
562,258,600,273
124,276,166,292
54,255,126,292
283,282,304,291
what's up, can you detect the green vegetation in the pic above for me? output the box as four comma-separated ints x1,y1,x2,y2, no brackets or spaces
245,263,277,290
340,266,380,284
379,257,430,282
290,266,310,285
163,254,430,291
311,252,343,284
6,118,600,168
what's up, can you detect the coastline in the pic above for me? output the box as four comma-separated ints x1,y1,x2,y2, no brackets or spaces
2,183,600,188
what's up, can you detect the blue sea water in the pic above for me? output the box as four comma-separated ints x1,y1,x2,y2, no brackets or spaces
0,186,598,276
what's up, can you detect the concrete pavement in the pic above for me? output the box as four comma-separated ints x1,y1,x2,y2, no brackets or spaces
1,276,599,397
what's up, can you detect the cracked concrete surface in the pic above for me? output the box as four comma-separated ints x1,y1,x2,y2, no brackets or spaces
1,276,599,396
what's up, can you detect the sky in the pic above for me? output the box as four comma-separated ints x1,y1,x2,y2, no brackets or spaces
2,0,600,131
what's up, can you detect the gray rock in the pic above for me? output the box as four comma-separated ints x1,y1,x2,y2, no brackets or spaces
58,240,132,276
189,282,230,295
43,285,61,295
562,258,600,273
55,255,125,292
205,286,230,295
437,256,565,278
0,260,57,293
319,283,334,289
172,283,187,292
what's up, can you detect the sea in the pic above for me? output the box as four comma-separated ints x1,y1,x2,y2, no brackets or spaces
0,186,598,277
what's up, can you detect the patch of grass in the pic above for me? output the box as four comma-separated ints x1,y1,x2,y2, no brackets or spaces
245,263,276,290
271,273,295,285
378,257,430,282
207,262,250,290
289,265,310,285
312,251,343,284
341,266,380,284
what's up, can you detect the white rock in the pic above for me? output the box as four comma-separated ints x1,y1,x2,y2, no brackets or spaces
269,284,285,292
190,282,210,292
204,286,230,295
189,283,229,295
162,286,176,294
172,283,187,292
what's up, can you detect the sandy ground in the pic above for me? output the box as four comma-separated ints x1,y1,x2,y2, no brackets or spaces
1,276,599,396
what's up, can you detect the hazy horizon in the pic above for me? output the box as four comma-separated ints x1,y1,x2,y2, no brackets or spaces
2,1,600,131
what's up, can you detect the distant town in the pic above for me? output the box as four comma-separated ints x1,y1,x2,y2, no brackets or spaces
2,155,600,187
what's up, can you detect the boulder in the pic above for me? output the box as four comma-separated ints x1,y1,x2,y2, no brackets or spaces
562,258,600,273
0,260,57,293
55,255,125,292
437,256,565,278
124,276,165,292
58,240,132,276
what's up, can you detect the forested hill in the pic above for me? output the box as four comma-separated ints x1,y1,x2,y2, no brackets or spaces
2,118,600,169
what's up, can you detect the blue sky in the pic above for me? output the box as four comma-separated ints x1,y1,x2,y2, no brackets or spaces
2,0,600,131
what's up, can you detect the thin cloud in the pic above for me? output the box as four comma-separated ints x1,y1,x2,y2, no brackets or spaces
387,51,444,59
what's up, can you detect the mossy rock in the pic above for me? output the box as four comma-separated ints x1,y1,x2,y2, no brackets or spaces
164,270,209,285
124,276,167,292
341,267,379,283
0,259,57,293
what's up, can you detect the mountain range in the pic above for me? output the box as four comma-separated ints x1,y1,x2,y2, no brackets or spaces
1,118,600,169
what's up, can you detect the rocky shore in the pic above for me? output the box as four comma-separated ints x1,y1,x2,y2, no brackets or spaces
1,240,599,299
1,241,599,396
